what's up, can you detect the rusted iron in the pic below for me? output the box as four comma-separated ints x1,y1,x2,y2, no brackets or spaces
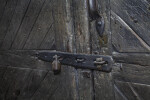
52,55,61,75
37,51,113,75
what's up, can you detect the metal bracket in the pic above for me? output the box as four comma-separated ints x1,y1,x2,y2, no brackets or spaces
37,51,113,74
88,0,105,37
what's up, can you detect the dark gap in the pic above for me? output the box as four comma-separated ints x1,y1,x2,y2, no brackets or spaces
22,0,47,49
9,0,32,50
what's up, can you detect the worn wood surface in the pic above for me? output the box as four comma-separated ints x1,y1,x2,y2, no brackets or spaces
111,0,150,100
0,0,18,48
0,0,150,100
71,0,93,100
114,81,150,100
90,0,115,100
1,0,31,50
0,0,77,100
111,0,150,52
113,52,150,66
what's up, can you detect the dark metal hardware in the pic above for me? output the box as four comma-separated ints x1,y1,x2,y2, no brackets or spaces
52,55,61,75
88,0,105,37
37,51,113,74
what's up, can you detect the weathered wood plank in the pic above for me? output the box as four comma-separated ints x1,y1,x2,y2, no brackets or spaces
0,66,48,100
23,0,54,49
0,67,31,100
0,0,8,22
17,69,48,100
113,63,150,85
1,0,31,50
31,68,75,100
91,0,115,100
113,52,150,66
0,0,18,47
114,84,128,100
38,24,56,50
72,0,93,99
114,81,150,100
11,0,46,49
48,0,77,99
111,0,150,52
0,50,51,70
0,50,76,100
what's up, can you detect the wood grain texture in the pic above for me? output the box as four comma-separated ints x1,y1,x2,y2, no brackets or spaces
1,0,31,50
0,50,51,70
113,52,150,66
114,81,150,100
0,67,31,100
0,51,77,100
0,0,18,47
0,0,8,22
111,0,150,99
111,0,150,52
0,0,77,99
113,63,150,85
71,0,93,100
91,0,115,100
17,69,48,100
11,0,46,49
23,0,54,49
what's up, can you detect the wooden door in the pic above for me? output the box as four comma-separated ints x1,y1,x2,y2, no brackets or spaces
0,0,149,100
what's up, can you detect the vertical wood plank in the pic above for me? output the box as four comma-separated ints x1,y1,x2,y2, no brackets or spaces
30,0,77,99
72,0,93,100
90,0,115,100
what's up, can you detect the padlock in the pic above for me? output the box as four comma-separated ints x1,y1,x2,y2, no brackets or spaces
52,55,61,75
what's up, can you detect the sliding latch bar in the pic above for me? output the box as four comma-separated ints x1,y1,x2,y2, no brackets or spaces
37,51,113,74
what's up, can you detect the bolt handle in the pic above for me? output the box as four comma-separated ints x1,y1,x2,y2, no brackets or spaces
52,55,61,75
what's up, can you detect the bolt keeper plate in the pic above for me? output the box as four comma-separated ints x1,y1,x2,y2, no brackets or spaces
37,51,113,72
